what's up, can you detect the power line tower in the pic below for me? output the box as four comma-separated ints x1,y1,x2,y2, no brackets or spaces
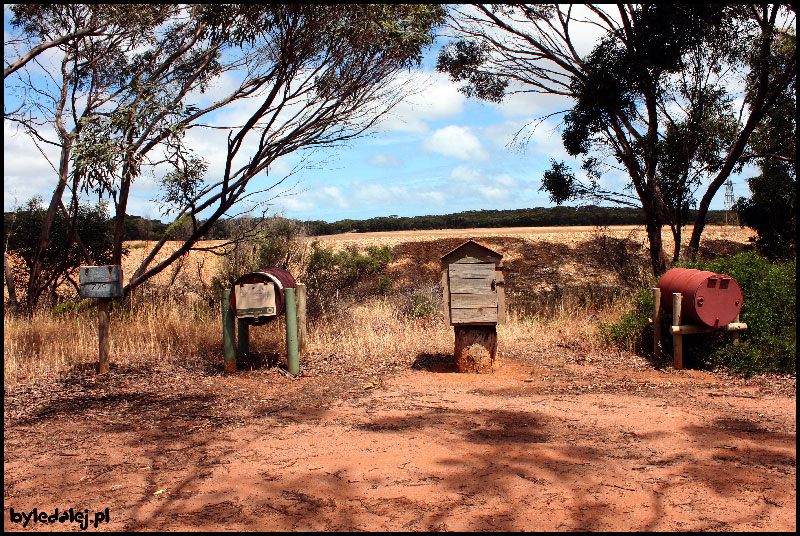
724,179,738,227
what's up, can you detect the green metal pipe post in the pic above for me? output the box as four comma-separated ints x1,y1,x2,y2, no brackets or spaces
237,318,249,360
284,287,299,375
222,289,236,372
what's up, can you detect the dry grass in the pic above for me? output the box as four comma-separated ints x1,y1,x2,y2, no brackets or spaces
4,225,755,388
1,291,628,388
3,298,219,386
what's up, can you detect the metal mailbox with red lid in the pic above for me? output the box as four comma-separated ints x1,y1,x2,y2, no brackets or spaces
657,267,743,328
229,267,297,326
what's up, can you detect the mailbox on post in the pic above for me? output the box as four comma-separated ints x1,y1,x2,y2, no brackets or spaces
78,265,122,374
441,239,505,326
222,267,306,376
652,267,747,370
229,267,296,326
441,239,505,373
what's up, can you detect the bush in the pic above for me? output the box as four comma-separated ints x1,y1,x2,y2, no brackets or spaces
681,251,795,376
600,251,796,376
4,197,117,308
598,288,655,354
409,292,437,319
209,217,307,301
302,243,392,315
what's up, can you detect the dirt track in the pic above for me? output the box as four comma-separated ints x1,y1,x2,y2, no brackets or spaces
4,347,795,532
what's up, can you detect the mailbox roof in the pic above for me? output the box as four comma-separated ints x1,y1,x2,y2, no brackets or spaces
440,239,503,263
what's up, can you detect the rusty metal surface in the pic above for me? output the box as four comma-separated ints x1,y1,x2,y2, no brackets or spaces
230,267,297,325
78,265,123,299
657,267,743,328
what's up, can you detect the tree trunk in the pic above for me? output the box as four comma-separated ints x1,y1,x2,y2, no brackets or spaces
4,253,18,308
644,209,666,276
27,137,73,309
454,325,497,373
670,224,682,264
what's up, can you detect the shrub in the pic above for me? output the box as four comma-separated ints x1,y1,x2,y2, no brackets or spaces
409,292,437,319
376,274,392,295
210,217,307,301
4,196,117,308
681,251,795,376
600,251,796,376
301,243,392,315
598,288,655,354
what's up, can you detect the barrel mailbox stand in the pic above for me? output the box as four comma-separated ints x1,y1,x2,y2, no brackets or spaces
222,268,305,375
441,239,505,373
652,268,747,369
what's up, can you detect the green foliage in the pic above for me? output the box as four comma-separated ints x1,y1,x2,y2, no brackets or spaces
376,274,392,295
734,31,796,261
735,164,796,260
303,206,730,236
4,197,116,303
436,39,508,102
598,288,655,354
302,243,392,314
540,160,577,205
601,251,796,376
304,243,391,292
210,218,307,301
681,251,796,376
409,292,437,319
52,299,91,316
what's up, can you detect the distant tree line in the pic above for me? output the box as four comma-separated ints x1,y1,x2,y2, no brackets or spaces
304,206,730,236
5,205,732,245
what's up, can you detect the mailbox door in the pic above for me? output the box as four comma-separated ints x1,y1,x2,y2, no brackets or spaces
234,282,277,319
448,263,498,324
79,265,123,298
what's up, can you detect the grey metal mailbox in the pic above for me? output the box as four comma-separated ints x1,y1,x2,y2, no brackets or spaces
79,265,123,299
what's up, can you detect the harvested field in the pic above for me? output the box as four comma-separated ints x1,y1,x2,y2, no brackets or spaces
4,224,795,532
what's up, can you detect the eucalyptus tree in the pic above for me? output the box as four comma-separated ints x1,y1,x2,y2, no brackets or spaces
438,4,796,274
6,4,446,306
5,4,175,308
734,38,797,260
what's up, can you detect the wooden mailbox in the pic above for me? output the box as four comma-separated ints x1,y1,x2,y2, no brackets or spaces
441,240,504,373
441,239,505,326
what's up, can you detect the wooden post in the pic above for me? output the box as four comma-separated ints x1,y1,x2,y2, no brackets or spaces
672,292,683,370
296,283,307,357
221,289,236,373
652,287,661,359
731,314,740,345
454,325,497,373
98,298,110,373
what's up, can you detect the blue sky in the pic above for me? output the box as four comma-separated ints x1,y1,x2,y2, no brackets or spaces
4,7,751,223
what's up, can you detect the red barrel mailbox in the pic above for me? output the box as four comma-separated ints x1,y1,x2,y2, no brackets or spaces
657,268,743,328
229,267,297,326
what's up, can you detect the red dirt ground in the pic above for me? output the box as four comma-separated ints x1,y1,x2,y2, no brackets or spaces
4,346,795,532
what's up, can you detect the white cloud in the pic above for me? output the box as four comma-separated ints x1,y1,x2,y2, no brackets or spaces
490,85,573,119
449,164,483,184
423,125,489,161
367,153,402,168
4,120,62,210
375,71,464,133
447,166,522,203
